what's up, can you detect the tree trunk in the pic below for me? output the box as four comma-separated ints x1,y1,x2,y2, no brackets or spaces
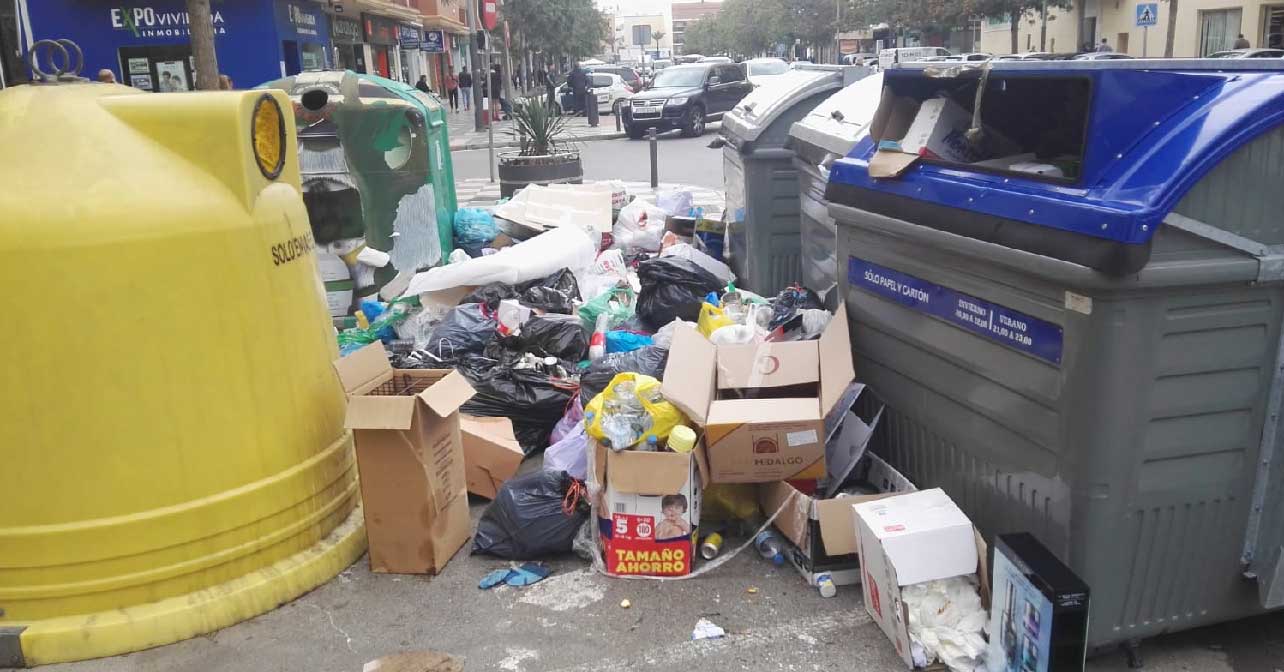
185,0,219,90
1010,12,1019,53
1164,0,1179,56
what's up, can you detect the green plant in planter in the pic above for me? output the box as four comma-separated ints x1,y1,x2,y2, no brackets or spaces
509,98,572,157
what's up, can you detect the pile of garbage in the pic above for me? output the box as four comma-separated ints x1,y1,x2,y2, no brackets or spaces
331,182,1016,672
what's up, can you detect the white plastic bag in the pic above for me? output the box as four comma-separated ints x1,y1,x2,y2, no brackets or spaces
544,423,588,481
612,199,668,254
403,225,597,296
579,249,632,302
903,576,988,672
655,188,694,216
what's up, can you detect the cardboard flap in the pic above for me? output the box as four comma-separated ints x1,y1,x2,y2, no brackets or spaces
661,326,716,425
760,481,810,549
715,341,819,390
343,394,416,430
418,369,476,417
608,450,692,495
819,304,856,417
692,436,711,489
706,397,821,425
816,497,860,556
868,150,920,179
333,341,393,394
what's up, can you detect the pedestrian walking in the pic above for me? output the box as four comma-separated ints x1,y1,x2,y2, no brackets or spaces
96,69,117,84
1233,34,1251,49
446,70,460,112
218,74,234,90
458,68,473,111
415,75,431,94
544,63,559,110
1096,38,1113,52
490,64,508,119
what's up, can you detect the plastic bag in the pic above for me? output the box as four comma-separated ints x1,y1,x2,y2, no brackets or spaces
460,362,577,455
463,268,581,315
697,302,735,338
605,331,652,354
612,199,668,254
709,323,757,345
769,285,826,330
423,303,498,361
580,345,669,408
454,207,500,246
583,373,685,450
660,241,734,284
544,422,589,481
405,225,597,295
336,298,416,355
578,285,636,331
636,257,724,330
549,396,585,445
903,576,988,672
493,314,588,363
655,188,694,216
650,318,692,349
579,249,632,302
472,470,589,559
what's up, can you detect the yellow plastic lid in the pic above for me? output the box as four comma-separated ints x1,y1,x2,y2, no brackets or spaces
668,425,696,454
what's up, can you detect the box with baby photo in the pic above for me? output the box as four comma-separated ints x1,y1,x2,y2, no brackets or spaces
598,444,708,576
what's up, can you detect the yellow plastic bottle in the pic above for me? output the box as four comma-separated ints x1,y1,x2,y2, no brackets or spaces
668,425,698,454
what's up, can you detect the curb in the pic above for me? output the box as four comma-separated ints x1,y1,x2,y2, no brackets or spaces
450,130,627,151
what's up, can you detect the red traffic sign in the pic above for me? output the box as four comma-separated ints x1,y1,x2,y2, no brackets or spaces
480,0,498,31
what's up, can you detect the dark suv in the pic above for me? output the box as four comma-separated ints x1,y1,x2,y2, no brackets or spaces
622,63,752,139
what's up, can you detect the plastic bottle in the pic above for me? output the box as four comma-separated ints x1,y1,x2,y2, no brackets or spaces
641,435,659,452
754,530,786,566
588,313,610,360
816,572,837,598
668,425,696,454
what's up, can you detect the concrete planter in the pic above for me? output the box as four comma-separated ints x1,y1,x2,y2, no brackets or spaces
497,150,583,198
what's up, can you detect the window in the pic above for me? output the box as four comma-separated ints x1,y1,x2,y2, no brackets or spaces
590,74,613,88
1264,5,1284,49
1200,8,1244,56
718,64,745,83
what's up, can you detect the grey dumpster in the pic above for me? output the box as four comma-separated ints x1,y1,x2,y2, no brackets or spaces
826,59,1284,653
786,72,883,306
720,65,868,296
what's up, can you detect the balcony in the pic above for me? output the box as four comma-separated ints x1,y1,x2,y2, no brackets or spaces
412,0,470,32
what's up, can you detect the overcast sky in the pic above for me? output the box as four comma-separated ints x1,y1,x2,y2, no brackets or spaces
596,0,716,16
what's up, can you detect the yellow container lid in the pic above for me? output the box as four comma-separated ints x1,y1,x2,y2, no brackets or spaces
668,425,697,454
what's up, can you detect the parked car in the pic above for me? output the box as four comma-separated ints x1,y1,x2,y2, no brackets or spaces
587,64,643,92
552,72,633,115
994,52,1060,61
622,62,752,139
1071,52,1136,60
841,53,876,66
878,47,951,67
1208,48,1284,58
744,57,789,85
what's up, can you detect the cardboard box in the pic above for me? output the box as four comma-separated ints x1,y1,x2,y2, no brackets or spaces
866,92,1017,177
854,488,987,668
761,453,916,587
599,445,709,576
460,415,524,499
661,305,855,483
989,533,1090,672
334,342,475,574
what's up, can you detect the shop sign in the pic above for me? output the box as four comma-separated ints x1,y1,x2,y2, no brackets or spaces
109,4,228,39
331,15,362,44
363,13,398,45
275,0,324,40
399,24,422,49
422,30,445,53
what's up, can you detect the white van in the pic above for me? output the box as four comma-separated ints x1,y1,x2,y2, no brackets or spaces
878,47,951,68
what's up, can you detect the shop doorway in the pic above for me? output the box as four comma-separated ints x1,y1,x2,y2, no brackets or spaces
118,45,194,92
283,40,302,76
1264,5,1284,49
374,47,391,78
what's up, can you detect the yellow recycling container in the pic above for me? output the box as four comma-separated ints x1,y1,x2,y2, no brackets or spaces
0,82,365,666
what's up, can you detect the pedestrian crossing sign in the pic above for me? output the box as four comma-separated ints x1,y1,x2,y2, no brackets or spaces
1136,3,1159,26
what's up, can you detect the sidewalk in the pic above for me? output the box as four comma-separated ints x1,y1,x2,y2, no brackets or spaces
445,108,626,151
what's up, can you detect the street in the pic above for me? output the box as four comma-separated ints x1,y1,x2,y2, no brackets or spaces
451,130,726,190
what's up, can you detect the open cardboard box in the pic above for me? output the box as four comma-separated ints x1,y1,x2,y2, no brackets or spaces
760,452,916,587
661,305,856,484
594,440,711,576
333,342,475,574
853,488,990,669
460,416,524,499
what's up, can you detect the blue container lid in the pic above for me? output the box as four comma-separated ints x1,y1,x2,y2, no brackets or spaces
828,61,1284,269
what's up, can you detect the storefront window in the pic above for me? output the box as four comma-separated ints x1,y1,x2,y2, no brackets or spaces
301,43,325,70
1265,5,1284,49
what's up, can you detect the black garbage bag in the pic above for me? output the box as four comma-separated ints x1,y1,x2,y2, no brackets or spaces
461,268,581,314
460,364,578,454
473,470,589,559
423,303,498,361
494,314,588,363
769,285,825,330
636,257,723,330
580,345,669,408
